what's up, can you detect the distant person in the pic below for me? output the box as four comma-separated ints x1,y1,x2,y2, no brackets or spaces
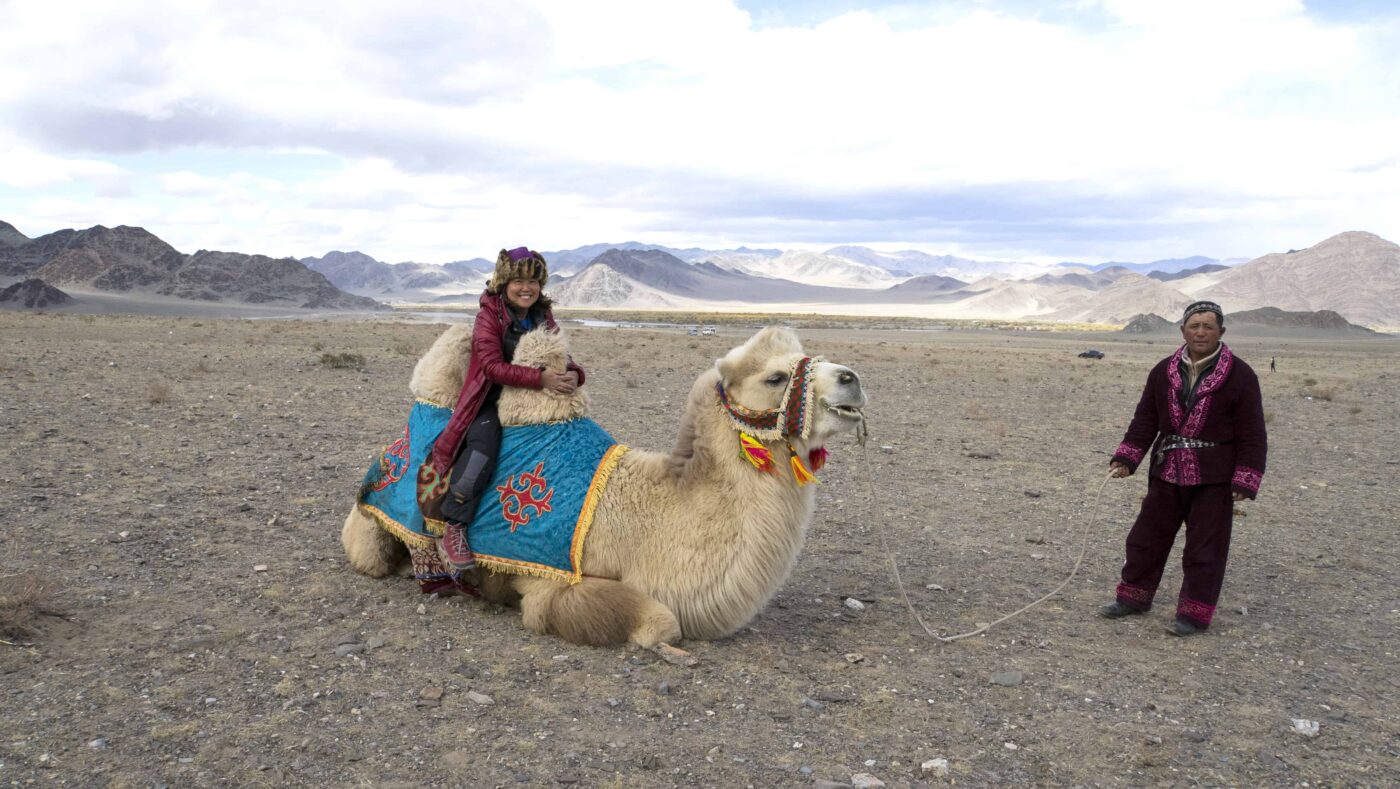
1270,356,1277,373
1099,301,1267,636
421,247,584,574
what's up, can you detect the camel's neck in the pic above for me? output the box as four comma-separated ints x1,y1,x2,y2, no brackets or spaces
616,369,819,638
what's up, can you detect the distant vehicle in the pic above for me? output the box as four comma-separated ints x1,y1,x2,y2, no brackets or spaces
701,326,717,336
687,327,699,336
1078,349,1105,359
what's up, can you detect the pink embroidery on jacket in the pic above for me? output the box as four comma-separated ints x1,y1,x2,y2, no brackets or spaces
1114,442,1146,465
1233,466,1263,493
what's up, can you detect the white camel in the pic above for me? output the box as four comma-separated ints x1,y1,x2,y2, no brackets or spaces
342,325,867,647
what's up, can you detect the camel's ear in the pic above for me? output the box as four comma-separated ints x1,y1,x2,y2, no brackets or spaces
716,326,801,386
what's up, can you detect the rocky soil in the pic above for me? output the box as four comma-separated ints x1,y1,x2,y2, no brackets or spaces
2,311,1397,787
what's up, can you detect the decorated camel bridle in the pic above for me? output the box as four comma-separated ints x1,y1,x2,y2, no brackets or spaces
715,355,828,486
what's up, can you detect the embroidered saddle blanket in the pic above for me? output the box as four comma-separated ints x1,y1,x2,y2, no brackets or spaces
357,404,626,584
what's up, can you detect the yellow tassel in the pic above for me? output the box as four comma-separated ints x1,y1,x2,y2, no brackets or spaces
739,432,775,472
788,444,818,486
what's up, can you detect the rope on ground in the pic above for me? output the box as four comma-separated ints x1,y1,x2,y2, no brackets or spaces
859,436,1115,643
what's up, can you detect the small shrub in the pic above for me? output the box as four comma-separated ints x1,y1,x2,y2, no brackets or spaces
1303,377,1317,387
391,340,418,356
623,378,638,389
615,360,632,370
311,341,324,352
1349,406,1362,415
320,352,366,370
147,382,172,404
192,359,212,374
0,570,60,639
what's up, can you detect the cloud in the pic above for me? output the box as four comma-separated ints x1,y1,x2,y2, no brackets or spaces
0,0,1397,261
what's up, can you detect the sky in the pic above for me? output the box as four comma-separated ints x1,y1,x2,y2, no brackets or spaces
2,0,1398,265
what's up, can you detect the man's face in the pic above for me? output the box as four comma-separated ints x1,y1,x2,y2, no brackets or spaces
1180,312,1223,358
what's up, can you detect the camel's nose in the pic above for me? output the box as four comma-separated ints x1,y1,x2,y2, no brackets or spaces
837,370,857,386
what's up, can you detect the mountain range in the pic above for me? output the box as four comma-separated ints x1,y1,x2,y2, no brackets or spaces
4,219,1397,329
0,221,383,310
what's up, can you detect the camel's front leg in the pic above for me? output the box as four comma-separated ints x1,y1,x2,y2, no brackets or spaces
513,576,681,647
341,505,409,578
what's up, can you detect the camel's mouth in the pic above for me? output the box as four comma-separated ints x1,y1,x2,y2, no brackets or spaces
821,398,865,420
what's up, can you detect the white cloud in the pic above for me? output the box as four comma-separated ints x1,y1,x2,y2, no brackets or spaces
0,0,1396,261
0,146,128,189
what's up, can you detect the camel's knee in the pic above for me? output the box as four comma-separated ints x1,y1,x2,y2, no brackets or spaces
513,576,677,647
341,506,407,578
630,602,682,649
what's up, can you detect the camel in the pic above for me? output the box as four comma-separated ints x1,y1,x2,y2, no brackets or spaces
341,325,867,647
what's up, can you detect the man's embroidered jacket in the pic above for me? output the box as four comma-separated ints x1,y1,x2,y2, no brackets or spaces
1111,343,1267,499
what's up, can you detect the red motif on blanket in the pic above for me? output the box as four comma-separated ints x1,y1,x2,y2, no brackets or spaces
496,461,555,532
371,425,411,492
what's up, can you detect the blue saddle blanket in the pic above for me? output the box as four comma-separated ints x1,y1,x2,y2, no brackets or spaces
357,405,626,583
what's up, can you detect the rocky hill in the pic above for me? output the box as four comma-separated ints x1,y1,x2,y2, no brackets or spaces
1229,307,1376,333
1201,231,1399,327
1120,313,1176,333
0,278,73,308
0,222,384,310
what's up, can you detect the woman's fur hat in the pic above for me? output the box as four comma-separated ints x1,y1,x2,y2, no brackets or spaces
489,247,548,293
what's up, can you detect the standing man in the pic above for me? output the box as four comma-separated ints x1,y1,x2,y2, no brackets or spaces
1270,356,1277,373
1099,301,1268,636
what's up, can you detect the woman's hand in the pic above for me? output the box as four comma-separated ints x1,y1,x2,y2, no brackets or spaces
541,369,578,395
1109,461,1132,478
1232,491,1246,501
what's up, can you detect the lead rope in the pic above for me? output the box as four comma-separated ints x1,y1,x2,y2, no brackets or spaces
854,413,1114,642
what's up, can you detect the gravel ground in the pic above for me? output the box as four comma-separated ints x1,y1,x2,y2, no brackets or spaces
2,311,1397,787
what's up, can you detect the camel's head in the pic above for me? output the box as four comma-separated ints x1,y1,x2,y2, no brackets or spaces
498,327,589,426
715,326,866,446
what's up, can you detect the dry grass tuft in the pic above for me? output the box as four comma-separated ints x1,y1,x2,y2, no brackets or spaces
0,570,60,639
390,340,419,356
311,341,324,352
320,352,366,370
147,381,172,404
192,359,212,374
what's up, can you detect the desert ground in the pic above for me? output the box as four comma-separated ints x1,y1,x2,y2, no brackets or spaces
2,309,1397,788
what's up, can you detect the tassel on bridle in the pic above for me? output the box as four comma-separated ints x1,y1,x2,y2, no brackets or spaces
788,443,818,486
807,447,828,471
739,432,776,473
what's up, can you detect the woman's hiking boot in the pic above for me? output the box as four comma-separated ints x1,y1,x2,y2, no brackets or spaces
441,520,477,571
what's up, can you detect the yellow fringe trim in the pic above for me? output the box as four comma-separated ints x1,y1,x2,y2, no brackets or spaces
572,444,629,582
416,396,455,410
475,555,575,583
358,502,435,550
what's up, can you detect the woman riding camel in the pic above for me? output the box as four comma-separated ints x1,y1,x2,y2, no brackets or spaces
421,247,584,573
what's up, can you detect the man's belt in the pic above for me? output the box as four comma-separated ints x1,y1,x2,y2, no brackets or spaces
1154,434,1221,465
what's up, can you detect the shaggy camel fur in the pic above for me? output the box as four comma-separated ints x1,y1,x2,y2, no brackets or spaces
342,325,867,647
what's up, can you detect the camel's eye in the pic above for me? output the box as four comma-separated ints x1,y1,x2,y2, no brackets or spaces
765,371,788,387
